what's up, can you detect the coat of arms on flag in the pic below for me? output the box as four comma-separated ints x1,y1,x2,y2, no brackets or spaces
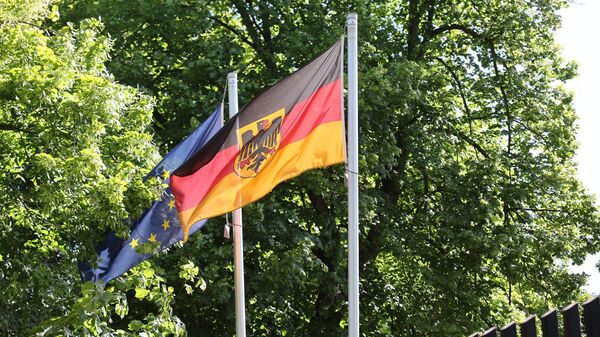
235,108,284,178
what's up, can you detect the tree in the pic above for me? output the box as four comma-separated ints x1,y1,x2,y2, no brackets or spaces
7,0,599,336
33,261,193,336
0,1,189,335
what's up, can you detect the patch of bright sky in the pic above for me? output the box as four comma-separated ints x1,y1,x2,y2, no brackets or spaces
555,0,600,295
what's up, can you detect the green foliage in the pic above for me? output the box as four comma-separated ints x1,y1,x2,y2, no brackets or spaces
0,0,598,336
33,262,186,337
0,1,168,335
59,0,243,146
179,260,207,294
0,0,52,23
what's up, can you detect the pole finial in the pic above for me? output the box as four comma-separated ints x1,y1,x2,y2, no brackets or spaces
347,13,358,27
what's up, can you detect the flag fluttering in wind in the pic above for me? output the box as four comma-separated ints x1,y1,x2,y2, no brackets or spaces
80,105,222,283
171,40,344,240
144,105,223,180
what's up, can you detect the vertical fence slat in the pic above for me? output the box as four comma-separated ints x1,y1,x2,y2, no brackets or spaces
583,296,600,337
501,322,518,337
562,303,581,337
520,315,538,337
541,310,560,337
482,327,498,337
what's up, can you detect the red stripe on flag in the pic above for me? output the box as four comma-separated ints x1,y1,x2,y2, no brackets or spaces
171,145,238,212
280,79,342,147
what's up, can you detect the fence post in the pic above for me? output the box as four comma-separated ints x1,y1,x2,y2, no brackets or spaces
584,296,600,337
520,315,537,337
541,310,560,337
501,322,518,337
562,303,581,337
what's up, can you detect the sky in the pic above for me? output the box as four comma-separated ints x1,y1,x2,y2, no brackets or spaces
555,0,600,295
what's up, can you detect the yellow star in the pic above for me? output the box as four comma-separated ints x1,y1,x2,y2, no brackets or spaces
148,233,157,243
168,198,176,210
162,219,170,231
129,238,139,250
161,170,171,179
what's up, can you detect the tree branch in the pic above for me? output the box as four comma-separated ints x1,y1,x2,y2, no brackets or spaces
436,57,475,134
257,1,274,48
0,123,34,134
430,24,513,160
231,0,278,72
449,127,491,159
406,0,422,60
430,23,484,40
231,1,263,49
512,117,548,144
489,42,513,157
13,20,65,37
509,207,570,214
211,16,256,49
420,0,437,59
425,0,436,36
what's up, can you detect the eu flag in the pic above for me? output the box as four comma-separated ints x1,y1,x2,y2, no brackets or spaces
80,105,222,283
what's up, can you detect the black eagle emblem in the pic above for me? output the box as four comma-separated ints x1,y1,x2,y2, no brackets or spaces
234,116,283,178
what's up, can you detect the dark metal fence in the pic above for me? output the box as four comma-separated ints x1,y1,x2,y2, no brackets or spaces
468,296,600,337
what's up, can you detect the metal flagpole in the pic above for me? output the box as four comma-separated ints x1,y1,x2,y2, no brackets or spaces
346,13,360,337
227,72,246,337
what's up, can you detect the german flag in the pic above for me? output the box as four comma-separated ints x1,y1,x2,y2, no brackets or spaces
171,40,344,240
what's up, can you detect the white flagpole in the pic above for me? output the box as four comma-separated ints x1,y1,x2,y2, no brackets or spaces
346,13,360,337
227,72,246,337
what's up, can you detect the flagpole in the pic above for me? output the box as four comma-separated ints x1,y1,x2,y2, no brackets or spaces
347,13,360,337
227,72,246,337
